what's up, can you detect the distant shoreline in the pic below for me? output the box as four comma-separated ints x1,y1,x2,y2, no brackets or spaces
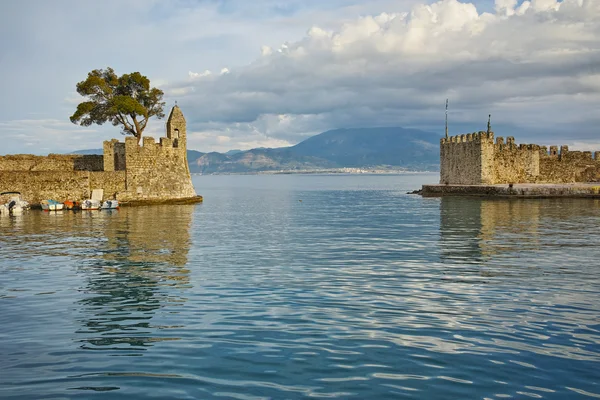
192,169,439,176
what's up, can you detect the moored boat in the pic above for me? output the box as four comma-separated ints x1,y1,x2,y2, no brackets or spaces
82,188,104,210
0,192,30,214
64,200,81,210
81,199,101,210
100,200,119,210
41,199,64,211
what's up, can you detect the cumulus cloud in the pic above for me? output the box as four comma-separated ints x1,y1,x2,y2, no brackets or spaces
1,0,599,154
168,0,600,150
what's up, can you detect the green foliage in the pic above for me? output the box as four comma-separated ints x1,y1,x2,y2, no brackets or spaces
70,68,165,143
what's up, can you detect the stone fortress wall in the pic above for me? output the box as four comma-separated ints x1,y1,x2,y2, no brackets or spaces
0,154,104,172
440,131,600,185
0,105,197,205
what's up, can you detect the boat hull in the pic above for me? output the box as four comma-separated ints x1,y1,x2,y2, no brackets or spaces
41,204,64,211
81,200,101,210
101,200,119,210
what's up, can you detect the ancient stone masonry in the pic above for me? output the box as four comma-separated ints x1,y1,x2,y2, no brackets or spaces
0,154,103,172
0,105,198,205
440,132,600,185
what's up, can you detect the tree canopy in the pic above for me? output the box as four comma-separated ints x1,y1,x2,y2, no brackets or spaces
70,68,165,144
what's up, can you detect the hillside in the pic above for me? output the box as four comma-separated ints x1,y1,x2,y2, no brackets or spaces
188,127,440,173
289,127,439,167
71,127,441,174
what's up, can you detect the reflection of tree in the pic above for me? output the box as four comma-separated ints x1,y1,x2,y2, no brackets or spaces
76,205,195,353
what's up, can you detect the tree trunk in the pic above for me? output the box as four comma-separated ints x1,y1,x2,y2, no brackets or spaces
133,116,143,145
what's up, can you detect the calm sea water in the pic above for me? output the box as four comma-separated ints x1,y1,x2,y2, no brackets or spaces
1,173,600,399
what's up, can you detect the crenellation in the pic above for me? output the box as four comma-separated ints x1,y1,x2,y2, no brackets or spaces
0,105,197,205
143,136,157,149
440,128,600,185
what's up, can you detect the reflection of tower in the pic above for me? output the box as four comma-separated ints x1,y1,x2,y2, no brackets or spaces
478,200,541,258
439,197,484,263
76,205,195,352
102,205,194,270
439,198,543,264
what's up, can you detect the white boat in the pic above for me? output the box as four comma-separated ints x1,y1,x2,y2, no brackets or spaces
81,188,104,210
0,204,9,215
81,199,101,210
1,191,30,214
101,200,119,209
41,199,64,211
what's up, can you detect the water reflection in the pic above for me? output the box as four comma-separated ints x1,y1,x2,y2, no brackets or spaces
75,205,195,353
439,197,600,262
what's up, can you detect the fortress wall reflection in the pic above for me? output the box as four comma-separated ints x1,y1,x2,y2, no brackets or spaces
440,198,600,263
100,205,194,268
75,205,196,353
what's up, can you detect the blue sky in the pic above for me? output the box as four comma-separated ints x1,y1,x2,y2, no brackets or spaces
0,0,598,154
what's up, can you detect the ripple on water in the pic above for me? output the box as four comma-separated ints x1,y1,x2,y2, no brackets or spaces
1,176,600,399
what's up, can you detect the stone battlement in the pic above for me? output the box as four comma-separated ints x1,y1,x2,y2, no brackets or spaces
441,131,495,144
441,132,600,185
0,105,198,205
0,153,104,172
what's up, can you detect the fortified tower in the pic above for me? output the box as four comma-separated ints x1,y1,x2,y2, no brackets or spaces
0,105,200,205
101,104,197,201
440,131,600,185
167,105,186,149
166,104,191,178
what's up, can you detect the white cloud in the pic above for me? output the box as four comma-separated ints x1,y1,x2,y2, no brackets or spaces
167,0,600,149
189,70,212,79
1,0,599,154
187,127,293,153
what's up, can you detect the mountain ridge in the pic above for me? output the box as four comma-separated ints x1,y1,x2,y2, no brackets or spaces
71,126,441,173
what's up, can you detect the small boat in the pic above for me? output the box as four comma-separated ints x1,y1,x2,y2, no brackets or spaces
82,189,104,210
81,199,101,210
10,202,24,214
101,200,119,210
41,199,64,211
63,200,81,210
1,191,30,214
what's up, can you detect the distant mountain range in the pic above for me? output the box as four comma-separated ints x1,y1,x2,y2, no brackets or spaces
72,127,441,173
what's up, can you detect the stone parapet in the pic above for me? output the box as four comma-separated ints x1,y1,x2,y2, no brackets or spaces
441,131,600,185
0,154,103,172
422,183,600,198
1,106,198,206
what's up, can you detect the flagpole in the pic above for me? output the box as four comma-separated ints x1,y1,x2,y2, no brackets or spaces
445,99,448,139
